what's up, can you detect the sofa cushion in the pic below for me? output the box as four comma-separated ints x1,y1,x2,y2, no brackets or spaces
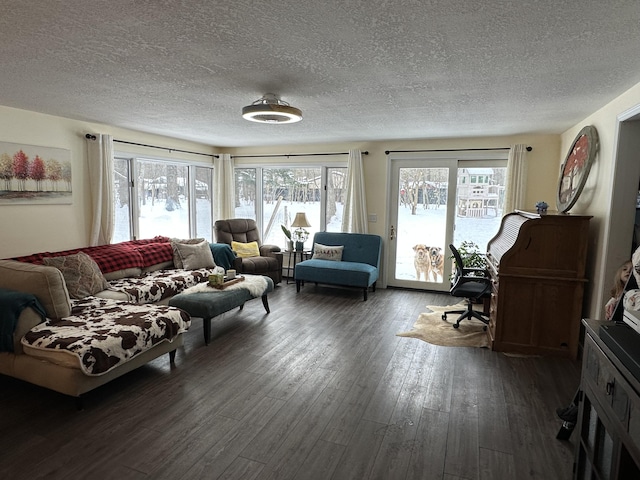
43,252,110,300
107,268,215,304
21,296,190,376
142,261,175,273
102,267,143,281
172,240,216,269
232,241,260,258
295,259,379,287
0,260,72,319
312,243,344,261
313,232,382,267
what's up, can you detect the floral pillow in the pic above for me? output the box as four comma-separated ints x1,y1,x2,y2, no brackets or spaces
43,252,110,299
312,243,344,261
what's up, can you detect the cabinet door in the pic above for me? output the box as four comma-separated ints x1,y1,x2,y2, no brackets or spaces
576,394,616,479
494,276,583,356
578,334,640,478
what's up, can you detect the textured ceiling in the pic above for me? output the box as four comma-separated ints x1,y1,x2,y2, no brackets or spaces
2,0,640,147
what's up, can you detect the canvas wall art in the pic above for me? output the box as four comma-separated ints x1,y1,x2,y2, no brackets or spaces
0,141,72,204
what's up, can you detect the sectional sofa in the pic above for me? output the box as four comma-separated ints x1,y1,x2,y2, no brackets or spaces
0,236,236,403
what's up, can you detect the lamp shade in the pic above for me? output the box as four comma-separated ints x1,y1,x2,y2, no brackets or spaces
291,212,311,228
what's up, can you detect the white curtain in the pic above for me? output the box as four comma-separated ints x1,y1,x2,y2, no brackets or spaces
213,153,235,220
341,149,368,233
86,134,114,246
502,144,528,215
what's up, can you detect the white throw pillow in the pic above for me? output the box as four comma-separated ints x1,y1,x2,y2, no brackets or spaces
171,240,216,270
312,243,344,261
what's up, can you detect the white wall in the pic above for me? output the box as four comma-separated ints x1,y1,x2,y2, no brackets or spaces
560,81,640,319
0,105,217,258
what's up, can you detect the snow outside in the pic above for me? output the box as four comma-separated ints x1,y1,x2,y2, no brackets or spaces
115,198,502,283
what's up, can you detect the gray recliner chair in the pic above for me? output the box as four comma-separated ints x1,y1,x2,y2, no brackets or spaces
213,218,283,285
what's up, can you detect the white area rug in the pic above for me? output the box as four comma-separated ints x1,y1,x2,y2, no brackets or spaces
182,275,268,297
397,303,490,348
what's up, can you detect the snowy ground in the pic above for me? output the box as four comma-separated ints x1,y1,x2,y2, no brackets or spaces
394,203,501,283
114,198,502,282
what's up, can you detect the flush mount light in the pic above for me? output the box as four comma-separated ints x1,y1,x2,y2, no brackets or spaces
242,93,302,124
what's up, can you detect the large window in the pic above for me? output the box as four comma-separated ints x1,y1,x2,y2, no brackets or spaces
137,160,190,239
194,166,213,240
113,157,132,241
112,156,213,243
234,168,256,220
113,157,344,245
234,165,347,249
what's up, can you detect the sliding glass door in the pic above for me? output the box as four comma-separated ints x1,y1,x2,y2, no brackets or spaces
387,154,508,292
388,159,457,291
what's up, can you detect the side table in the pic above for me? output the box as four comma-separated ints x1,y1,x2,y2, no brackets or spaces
285,250,312,284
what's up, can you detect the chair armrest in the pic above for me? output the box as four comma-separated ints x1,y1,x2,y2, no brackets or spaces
462,267,489,277
259,244,281,258
259,245,283,268
457,275,492,287
232,257,243,271
263,249,283,267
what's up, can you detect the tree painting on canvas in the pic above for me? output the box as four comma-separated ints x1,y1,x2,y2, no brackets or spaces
0,141,72,204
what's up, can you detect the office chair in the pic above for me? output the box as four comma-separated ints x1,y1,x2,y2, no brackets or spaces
441,244,492,329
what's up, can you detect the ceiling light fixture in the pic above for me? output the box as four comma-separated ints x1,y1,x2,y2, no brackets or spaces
242,93,302,124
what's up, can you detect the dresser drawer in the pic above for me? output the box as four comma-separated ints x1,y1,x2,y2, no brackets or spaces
584,334,635,435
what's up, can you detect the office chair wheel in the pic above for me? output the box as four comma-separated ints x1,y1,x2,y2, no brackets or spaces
442,314,447,321
453,323,459,329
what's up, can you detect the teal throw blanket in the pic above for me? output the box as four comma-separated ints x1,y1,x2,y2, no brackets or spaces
209,243,237,270
0,288,47,352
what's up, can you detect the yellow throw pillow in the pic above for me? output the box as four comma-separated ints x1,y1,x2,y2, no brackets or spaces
232,241,260,258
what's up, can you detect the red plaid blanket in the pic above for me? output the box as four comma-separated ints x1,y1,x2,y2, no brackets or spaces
12,237,174,273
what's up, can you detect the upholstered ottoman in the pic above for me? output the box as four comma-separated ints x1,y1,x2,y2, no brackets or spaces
168,275,273,344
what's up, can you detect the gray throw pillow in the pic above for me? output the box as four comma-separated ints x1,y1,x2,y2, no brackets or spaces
42,252,110,299
170,237,206,268
171,240,216,270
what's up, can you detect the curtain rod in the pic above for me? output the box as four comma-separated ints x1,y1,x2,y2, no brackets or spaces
231,151,369,159
85,134,218,158
384,146,532,154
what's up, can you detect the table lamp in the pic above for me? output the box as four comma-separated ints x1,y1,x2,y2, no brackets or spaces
291,212,311,251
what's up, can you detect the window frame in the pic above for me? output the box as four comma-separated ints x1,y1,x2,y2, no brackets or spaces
113,153,214,242
233,161,348,240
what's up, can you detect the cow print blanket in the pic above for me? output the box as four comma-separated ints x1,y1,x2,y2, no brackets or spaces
22,297,191,376
108,268,216,304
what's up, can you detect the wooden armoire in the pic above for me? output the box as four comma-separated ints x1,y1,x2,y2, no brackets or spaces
485,210,591,358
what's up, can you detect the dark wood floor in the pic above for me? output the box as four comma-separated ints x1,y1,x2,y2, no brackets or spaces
0,282,581,480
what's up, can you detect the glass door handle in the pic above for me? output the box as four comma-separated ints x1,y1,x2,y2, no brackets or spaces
390,225,395,240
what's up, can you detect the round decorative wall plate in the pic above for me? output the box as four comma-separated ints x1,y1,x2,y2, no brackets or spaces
556,125,599,213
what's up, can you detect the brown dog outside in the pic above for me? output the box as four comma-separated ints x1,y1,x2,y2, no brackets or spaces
413,244,444,282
